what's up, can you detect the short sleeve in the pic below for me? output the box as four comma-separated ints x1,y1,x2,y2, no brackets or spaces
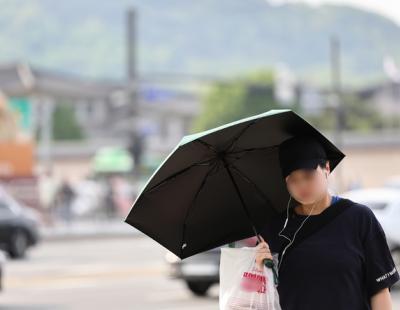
362,207,400,298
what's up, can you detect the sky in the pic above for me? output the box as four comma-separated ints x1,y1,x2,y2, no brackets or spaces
269,0,400,26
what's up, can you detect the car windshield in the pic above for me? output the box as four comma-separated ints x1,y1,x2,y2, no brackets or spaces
363,201,388,210
0,188,21,215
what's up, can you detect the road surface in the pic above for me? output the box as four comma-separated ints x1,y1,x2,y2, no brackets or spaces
0,235,399,309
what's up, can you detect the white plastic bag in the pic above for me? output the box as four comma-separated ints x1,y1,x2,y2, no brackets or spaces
219,246,282,310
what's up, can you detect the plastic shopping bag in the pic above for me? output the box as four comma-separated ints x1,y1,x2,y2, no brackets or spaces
219,246,282,310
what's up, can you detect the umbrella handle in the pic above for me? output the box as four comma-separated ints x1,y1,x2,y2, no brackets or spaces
263,258,279,286
256,236,278,282
263,258,274,268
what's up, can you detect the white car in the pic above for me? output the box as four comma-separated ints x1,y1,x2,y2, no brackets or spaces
341,187,400,288
0,249,5,290
384,175,400,190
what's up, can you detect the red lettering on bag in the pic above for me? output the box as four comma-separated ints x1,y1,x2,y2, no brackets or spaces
240,271,267,293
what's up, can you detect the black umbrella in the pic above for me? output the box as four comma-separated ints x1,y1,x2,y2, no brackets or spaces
124,109,345,261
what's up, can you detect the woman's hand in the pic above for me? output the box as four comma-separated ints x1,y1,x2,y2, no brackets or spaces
255,235,273,270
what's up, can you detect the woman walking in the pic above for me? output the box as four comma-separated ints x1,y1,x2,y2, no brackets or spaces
256,135,399,309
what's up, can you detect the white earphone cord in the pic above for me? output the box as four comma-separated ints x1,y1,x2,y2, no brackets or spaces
275,171,331,271
277,195,319,271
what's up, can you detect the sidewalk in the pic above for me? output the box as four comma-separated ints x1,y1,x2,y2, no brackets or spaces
40,219,141,241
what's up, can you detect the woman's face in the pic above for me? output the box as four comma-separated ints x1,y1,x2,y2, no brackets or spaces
285,161,330,205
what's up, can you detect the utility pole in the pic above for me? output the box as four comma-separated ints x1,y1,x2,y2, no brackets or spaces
330,35,345,193
40,96,55,174
126,8,137,117
126,8,143,179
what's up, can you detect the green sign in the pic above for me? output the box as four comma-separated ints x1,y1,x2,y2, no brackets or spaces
8,97,32,131
93,147,134,173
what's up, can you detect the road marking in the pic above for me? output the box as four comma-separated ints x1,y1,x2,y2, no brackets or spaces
5,265,167,289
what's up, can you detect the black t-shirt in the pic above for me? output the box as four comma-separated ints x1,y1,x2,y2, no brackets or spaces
260,196,400,310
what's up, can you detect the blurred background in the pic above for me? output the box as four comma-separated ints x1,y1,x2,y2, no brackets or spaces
0,0,400,308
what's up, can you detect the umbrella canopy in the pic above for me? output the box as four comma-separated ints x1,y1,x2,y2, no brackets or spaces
125,109,345,259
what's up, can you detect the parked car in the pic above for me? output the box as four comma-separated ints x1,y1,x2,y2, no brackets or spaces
0,187,41,259
0,249,6,291
341,187,400,288
165,236,257,296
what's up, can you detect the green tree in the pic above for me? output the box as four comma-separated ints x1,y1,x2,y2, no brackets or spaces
306,93,387,132
191,71,299,133
52,102,84,140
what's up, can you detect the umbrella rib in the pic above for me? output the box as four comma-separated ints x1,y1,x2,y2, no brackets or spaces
180,160,218,257
229,144,279,155
229,163,277,214
194,120,258,155
145,158,215,195
195,139,217,153
223,159,261,239
226,120,258,152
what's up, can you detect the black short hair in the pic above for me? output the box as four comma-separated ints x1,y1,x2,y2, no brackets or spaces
318,159,329,170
